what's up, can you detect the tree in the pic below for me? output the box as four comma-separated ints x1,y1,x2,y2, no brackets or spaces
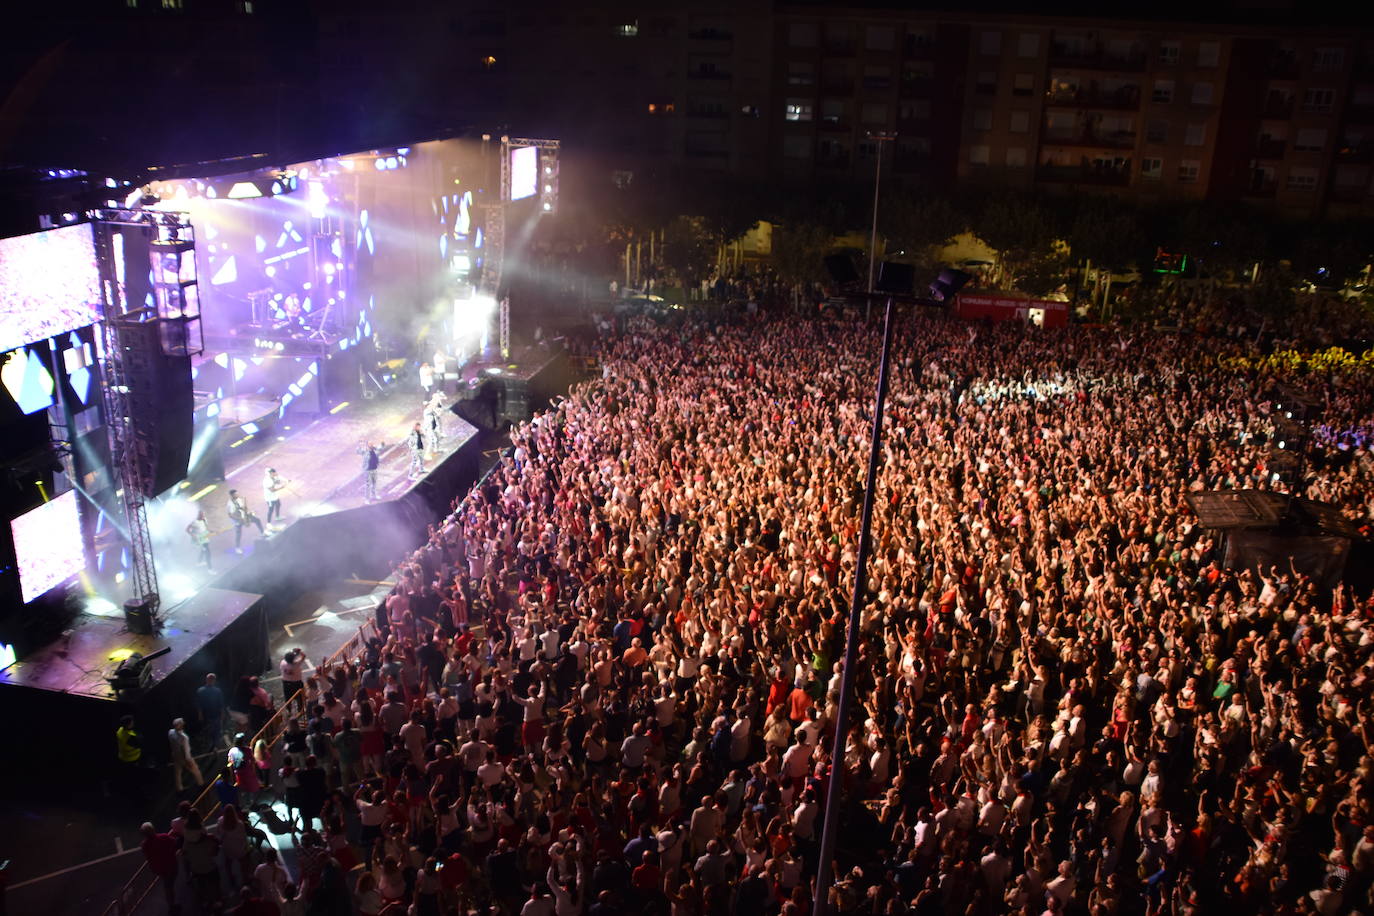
771,221,833,286
660,215,714,292
972,191,1067,292
878,191,966,268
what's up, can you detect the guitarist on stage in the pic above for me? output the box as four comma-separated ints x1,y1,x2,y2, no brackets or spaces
186,509,213,569
226,489,266,554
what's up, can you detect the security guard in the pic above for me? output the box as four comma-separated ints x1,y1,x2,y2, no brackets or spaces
116,714,143,796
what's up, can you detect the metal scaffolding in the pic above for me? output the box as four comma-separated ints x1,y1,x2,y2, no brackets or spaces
89,208,203,619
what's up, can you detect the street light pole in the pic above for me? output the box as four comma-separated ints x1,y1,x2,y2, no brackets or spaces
864,132,895,320
811,294,896,916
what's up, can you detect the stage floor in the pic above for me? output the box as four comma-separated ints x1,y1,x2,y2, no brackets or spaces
0,587,262,700
142,395,479,603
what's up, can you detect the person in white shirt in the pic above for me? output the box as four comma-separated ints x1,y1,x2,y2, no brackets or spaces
227,489,265,552
168,718,203,791
262,468,286,525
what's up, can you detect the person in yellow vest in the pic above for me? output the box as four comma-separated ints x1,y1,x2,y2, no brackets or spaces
116,714,144,798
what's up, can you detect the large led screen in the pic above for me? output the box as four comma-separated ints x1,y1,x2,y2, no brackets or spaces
510,146,538,201
0,225,102,354
11,490,85,604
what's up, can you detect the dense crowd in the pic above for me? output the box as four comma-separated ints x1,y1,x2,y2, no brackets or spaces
156,310,1374,916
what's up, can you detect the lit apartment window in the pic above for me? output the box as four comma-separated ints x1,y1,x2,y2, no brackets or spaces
1191,82,1213,105
1196,42,1220,68
1009,110,1030,133
162,0,182,8
1184,124,1206,146
973,109,993,131
1158,41,1180,65
1286,167,1318,190
126,0,137,7
1177,160,1200,183
784,100,813,122
1302,88,1334,114
1141,157,1163,179
1314,48,1345,71
1018,33,1039,58
1006,147,1027,167
1293,128,1327,152
239,0,253,11
1152,81,1174,103
615,22,639,37
980,31,1001,56
969,145,991,166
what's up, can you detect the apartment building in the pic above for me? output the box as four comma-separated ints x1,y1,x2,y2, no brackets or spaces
767,7,1373,217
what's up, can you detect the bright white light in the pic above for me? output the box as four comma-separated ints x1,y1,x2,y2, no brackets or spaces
307,180,328,219
454,294,497,345
227,181,261,199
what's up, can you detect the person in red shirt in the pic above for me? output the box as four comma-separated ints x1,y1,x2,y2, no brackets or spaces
139,822,179,910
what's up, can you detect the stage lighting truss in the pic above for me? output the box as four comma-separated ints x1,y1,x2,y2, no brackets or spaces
539,150,560,214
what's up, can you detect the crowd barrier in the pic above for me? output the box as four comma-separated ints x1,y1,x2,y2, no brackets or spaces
106,618,379,915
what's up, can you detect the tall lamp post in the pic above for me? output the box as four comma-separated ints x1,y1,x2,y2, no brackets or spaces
811,292,896,916
864,131,896,319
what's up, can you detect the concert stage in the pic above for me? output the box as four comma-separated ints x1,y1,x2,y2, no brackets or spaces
0,391,488,779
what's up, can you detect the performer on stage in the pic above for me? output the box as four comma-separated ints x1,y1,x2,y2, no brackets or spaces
408,422,426,479
227,489,266,553
419,362,435,401
357,441,381,502
186,509,212,569
433,348,449,393
262,468,286,525
424,391,446,452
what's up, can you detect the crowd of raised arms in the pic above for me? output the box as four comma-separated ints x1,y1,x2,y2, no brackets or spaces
192,310,1374,916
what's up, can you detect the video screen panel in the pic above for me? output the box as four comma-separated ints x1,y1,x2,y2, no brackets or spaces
0,225,102,354
11,490,85,604
510,146,538,201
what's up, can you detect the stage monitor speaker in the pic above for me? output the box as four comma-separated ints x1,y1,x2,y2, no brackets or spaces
876,261,915,296
930,267,973,302
124,597,155,635
824,254,860,286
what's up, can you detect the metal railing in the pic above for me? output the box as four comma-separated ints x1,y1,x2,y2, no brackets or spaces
105,618,378,915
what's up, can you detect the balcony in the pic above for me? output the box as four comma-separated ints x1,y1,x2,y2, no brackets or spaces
1329,183,1372,203
688,28,732,42
1336,143,1374,163
1045,86,1141,110
902,36,935,58
1345,104,1374,124
688,67,731,81
1041,128,1137,149
823,40,857,57
900,75,933,96
1037,163,1131,186
1255,138,1287,159
1245,175,1278,197
821,79,855,95
1265,55,1300,81
1049,43,1146,72
1262,98,1294,119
